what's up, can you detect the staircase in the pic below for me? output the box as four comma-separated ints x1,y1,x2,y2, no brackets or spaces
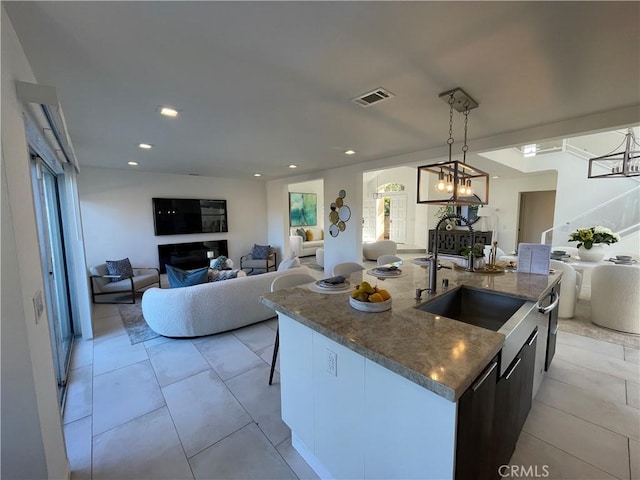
541,185,640,248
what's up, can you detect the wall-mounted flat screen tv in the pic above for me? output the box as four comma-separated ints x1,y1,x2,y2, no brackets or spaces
153,198,228,235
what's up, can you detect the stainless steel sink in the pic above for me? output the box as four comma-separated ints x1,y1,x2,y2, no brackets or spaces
416,286,526,331
416,286,539,375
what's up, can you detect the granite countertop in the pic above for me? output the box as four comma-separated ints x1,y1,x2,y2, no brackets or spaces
260,261,561,402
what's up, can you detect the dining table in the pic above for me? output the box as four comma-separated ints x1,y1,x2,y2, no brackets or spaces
498,254,638,299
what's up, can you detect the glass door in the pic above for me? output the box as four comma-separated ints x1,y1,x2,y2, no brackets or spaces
32,156,74,400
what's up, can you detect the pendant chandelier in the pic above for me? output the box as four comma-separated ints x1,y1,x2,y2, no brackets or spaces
588,128,640,179
417,88,489,206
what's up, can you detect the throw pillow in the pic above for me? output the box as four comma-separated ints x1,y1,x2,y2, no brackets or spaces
166,265,209,288
213,269,240,281
320,229,324,240
278,255,301,271
106,258,134,283
212,255,229,271
252,244,271,260
306,229,314,241
295,227,307,241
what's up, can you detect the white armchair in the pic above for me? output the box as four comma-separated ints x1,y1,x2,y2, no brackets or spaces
549,260,582,318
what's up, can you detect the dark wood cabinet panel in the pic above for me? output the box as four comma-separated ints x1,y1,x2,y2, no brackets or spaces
455,357,498,480
517,330,537,433
491,328,538,476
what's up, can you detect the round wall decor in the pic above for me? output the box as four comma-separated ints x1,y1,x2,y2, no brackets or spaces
328,189,351,237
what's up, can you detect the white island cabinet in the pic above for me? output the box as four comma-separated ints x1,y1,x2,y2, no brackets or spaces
280,315,457,480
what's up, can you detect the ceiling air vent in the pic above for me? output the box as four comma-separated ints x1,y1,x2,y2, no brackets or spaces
352,87,395,107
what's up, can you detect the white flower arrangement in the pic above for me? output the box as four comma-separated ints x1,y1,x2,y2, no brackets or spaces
568,226,620,250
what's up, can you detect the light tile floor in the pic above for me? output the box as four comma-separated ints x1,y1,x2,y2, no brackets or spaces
64,290,639,480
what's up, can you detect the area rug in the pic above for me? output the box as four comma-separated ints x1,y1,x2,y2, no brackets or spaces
118,303,160,345
558,299,639,349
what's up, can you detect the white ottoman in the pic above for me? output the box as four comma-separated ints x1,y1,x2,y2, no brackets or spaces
316,248,325,267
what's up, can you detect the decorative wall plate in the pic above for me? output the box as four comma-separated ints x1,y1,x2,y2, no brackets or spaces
338,205,351,221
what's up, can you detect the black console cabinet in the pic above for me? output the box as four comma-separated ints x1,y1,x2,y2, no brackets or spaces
428,230,493,255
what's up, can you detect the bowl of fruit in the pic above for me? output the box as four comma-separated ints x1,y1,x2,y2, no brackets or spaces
349,281,392,313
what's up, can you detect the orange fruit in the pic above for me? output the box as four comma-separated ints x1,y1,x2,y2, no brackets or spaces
369,293,384,303
377,289,391,301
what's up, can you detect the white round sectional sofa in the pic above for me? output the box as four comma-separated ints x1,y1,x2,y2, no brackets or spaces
141,266,311,337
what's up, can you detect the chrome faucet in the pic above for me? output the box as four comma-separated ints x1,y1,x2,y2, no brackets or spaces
424,213,475,294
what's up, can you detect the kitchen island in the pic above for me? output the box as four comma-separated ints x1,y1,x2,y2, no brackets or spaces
260,262,561,480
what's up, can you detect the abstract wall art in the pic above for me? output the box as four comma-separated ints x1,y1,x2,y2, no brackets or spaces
289,192,317,227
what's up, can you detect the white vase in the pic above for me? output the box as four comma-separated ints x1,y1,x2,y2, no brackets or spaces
578,245,606,262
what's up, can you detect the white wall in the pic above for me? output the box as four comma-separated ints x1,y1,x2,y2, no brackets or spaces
480,147,640,254
267,167,362,276
533,151,640,254
1,7,69,478
485,172,558,252
1,158,48,479
360,166,558,253
288,179,324,229
78,167,269,269
322,165,363,275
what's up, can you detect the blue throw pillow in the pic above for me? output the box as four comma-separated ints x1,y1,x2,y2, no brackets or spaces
252,244,271,260
212,255,228,270
166,265,209,288
106,258,134,283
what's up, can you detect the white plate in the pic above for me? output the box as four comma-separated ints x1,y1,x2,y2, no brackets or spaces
308,283,351,294
373,267,401,275
412,257,431,266
607,258,637,265
366,268,407,279
315,279,351,290
349,297,392,312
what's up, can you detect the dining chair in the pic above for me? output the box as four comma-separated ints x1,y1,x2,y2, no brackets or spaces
268,272,317,385
549,260,582,318
591,264,640,334
332,262,365,277
376,254,403,266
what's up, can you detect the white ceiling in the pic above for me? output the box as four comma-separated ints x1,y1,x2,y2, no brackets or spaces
5,1,640,180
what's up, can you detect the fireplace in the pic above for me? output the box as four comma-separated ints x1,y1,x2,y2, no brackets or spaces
157,240,228,273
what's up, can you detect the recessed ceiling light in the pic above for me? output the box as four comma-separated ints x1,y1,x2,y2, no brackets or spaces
288,164,298,169
128,161,138,166
344,149,356,155
159,106,179,117
254,173,262,177
139,143,153,149
492,175,500,179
